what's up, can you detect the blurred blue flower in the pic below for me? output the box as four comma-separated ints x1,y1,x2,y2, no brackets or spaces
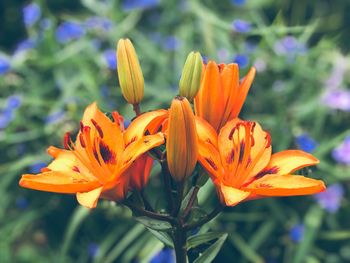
295,134,318,153
122,0,160,11
231,0,246,6
232,19,252,33
45,110,66,124
23,3,41,27
323,89,350,112
6,95,22,110
202,55,208,64
29,162,47,174
16,196,29,210
88,243,100,258
162,36,182,51
315,184,344,213
85,16,113,32
234,54,249,68
332,136,350,165
56,21,85,44
91,39,102,50
124,119,131,129
289,224,304,243
0,110,13,129
103,49,117,70
274,36,307,56
150,248,175,263
0,57,10,75
15,38,37,54
217,48,229,62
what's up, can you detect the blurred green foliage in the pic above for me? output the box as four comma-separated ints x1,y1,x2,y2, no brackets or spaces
1,0,350,262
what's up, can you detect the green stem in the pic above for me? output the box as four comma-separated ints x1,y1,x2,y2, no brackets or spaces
173,226,187,263
161,160,175,212
133,103,141,116
172,181,184,217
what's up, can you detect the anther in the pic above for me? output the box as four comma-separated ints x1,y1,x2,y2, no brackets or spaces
79,121,84,132
63,132,71,150
79,133,86,148
91,119,104,138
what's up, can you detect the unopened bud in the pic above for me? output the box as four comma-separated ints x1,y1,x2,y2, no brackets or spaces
116,38,144,105
179,52,203,101
166,96,198,181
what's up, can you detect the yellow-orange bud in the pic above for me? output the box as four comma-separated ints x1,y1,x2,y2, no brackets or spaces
166,96,198,181
179,51,203,101
116,38,144,105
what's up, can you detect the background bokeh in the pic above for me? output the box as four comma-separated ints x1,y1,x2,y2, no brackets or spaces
1,0,350,262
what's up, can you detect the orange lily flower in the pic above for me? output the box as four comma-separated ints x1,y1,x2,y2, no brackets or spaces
197,118,326,206
194,61,256,132
19,103,164,208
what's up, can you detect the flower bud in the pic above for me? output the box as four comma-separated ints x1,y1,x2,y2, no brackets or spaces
179,52,203,101
166,96,198,181
116,38,144,105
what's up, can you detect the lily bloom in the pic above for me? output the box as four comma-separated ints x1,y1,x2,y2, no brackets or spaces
197,118,326,206
194,61,256,132
19,103,164,208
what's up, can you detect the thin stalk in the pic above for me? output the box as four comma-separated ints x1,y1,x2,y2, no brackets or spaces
133,103,141,116
172,181,184,217
161,160,175,212
122,200,176,224
182,186,200,219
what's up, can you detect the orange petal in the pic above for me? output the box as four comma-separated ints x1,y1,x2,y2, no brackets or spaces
124,110,168,145
244,174,326,196
219,184,250,206
128,153,154,190
195,61,224,131
76,186,103,208
46,147,78,172
262,150,319,176
198,139,224,181
19,171,100,193
120,133,164,173
195,117,218,147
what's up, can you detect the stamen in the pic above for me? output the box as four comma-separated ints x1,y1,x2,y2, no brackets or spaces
64,132,71,150
91,119,104,138
79,121,84,132
79,133,86,148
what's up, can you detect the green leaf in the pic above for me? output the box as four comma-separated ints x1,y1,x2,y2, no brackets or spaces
146,228,174,248
187,232,226,249
193,233,228,263
180,187,197,213
135,216,172,231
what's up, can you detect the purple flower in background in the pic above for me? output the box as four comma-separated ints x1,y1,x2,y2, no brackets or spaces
0,57,10,75
45,110,66,124
217,48,229,62
0,110,13,129
23,3,41,27
253,58,267,72
16,196,29,210
122,0,160,11
234,54,249,68
232,19,252,33
332,136,350,165
202,55,208,64
6,95,22,110
85,16,113,32
55,21,85,44
289,224,304,243
15,38,37,54
150,248,175,263
103,49,117,70
231,0,246,6
88,243,100,258
274,36,307,56
315,184,344,213
162,36,182,51
295,134,318,153
29,162,47,174
323,89,350,112
124,119,131,129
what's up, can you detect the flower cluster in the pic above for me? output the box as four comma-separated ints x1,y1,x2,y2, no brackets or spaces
19,38,325,261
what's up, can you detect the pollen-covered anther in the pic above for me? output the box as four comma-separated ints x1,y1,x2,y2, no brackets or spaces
91,119,104,138
63,132,72,150
79,121,84,132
